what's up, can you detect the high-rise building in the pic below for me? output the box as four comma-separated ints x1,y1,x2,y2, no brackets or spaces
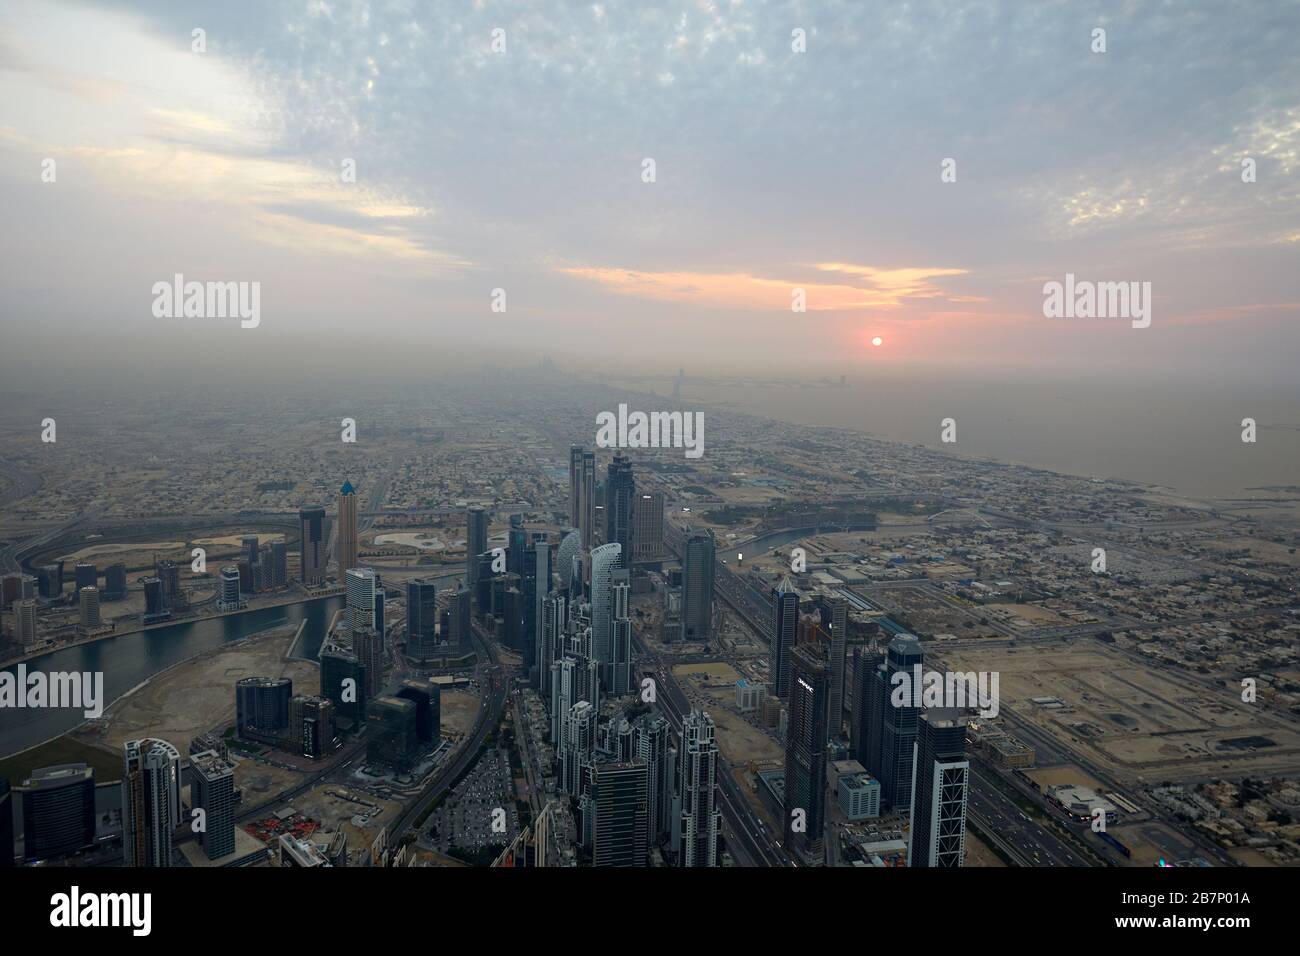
632,491,665,565
298,506,327,586
465,506,488,607
826,596,848,734
447,582,472,649
540,592,567,703
908,708,970,868
605,456,635,556
610,569,633,696
557,528,581,592
850,648,884,771
522,532,551,684
577,450,596,549
319,648,366,722
771,578,799,699
122,738,182,868
877,635,925,810
589,542,622,691
155,560,180,609
289,694,336,758
681,528,715,642
560,700,596,796
189,749,237,861
569,445,584,529
783,642,829,865
16,598,37,645
242,536,260,569
367,696,419,772
636,715,674,845
74,562,97,596
346,567,378,630
0,573,19,608
142,577,167,623
218,566,242,612
235,677,293,737
103,563,127,600
78,586,100,629
337,480,359,574
268,541,288,589
351,626,384,699
678,709,720,867
396,678,441,744
405,577,440,659
590,760,649,867
19,764,95,861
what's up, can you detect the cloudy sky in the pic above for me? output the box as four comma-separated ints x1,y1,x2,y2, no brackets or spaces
1,0,1297,383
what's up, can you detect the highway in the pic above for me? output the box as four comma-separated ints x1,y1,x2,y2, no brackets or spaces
390,630,506,843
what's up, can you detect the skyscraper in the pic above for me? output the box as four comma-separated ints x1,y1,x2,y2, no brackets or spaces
190,750,237,861
771,577,799,699
784,642,829,865
289,694,336,758
74,562,96,596
448,581,472,649
636,714,674,846
569,444,584,529
16,598,37,644
235,677,293,737
122,738,182,867
590,760,649,867
875,634,925,809
681,527,715,643
319,648,366,722
589,542,622,690
632,490,665,565
19,764,95,861
218,565,242,611
908,708,970,868
405,577,439,659
561,700,596,796
609,568,633,696
298,506,327,586
268,540,288,590
577,449,596,549
557,528,581,592
337,480,358,574
78,586,100,628
605,455,635,557
850,648,884,771
678,709,720,867
367,696,419,772
352,626,384,699
826,596,848,734
346,567,378,630
465,506,488,607
103,563,127,600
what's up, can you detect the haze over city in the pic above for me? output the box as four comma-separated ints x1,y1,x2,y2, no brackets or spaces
0,0,1296,935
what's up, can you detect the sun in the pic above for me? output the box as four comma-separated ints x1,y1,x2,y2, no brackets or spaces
871,336,883,347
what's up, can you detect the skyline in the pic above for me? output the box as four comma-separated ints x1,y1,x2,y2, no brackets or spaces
1,0,1298,382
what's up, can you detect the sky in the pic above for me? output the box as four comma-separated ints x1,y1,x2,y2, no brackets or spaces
0,0,1297,385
